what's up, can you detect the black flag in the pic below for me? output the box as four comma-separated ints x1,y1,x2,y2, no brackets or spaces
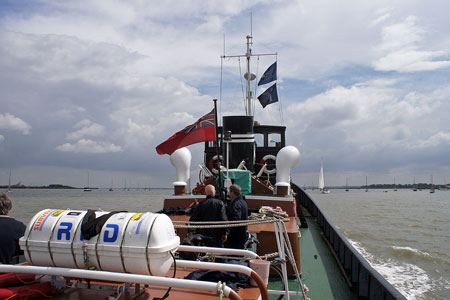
258,62,277,86
258,83,278,108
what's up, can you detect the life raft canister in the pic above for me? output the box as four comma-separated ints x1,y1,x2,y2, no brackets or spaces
260,154,277,175
19,209,180,277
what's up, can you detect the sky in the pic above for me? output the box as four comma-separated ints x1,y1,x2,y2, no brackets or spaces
1,0,450,188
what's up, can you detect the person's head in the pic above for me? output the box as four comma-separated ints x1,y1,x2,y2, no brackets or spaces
205,184,216,197
229,184,242,201
0,193,12,215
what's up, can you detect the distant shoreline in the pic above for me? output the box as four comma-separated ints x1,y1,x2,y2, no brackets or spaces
0,184,76,189
1,185,171,190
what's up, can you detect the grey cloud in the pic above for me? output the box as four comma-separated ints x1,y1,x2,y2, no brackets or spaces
0,113,32,135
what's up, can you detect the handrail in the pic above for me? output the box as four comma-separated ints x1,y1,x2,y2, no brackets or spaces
177,245,259,259
176,260,269,300
293,184,407,300
0,265,242,300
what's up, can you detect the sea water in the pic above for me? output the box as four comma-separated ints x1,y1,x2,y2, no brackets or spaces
5,188,450,299
312,189,450,300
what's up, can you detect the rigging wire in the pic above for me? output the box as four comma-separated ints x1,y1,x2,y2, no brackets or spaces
275,56,284,125
238,57,247,115
253,56,260,119
219,57,223,122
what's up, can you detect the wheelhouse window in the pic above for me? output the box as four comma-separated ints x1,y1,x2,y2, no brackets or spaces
255,133,264,147
268,133,281,147
207,140,222,148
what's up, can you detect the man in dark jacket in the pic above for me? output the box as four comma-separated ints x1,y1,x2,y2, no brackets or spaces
226,184,248,249
189,185,228,247
0,193,26,264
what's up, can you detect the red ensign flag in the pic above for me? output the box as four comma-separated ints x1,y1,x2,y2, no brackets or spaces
156,109,216,155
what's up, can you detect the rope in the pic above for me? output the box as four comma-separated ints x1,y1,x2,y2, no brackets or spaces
249,207,289,220
82,242,89,268
5,286,54,300
259,252,279,260
173,217,284,229
279,219,308,299
216,281,225,300
14,273,44,284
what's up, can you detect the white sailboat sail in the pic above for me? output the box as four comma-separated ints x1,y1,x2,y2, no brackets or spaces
319,160,330,193
319,161,325,190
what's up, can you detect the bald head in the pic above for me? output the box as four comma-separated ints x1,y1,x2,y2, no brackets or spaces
205,184,216,197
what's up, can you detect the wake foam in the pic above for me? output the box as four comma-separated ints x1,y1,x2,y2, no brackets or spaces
390,246,450,266
349,240,434,300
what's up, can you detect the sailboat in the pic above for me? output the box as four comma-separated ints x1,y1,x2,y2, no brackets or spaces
109,178,114,191
365,175,368,192
83,172,92,192
393,178,398,191
319,160,330,194
7,169,12,193
345,178,349,191
413,176,417,191
430,175,435,193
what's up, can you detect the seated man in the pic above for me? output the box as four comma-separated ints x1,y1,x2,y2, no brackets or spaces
0,192,26,264
226,184,248,249
189,185,228,247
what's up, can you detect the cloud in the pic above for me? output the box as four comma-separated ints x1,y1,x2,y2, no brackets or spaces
66,119,105,140
56,139,123,154
1,0,450,187
283,79,450,175
374,16,450,72
415,131,450,148
0,113,31,135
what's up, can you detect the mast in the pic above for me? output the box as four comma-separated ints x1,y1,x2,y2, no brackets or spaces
245,35,252,115
221,26,276,116
8,169,11,192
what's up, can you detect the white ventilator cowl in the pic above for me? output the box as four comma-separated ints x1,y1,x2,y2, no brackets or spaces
170,147,191,186
275,146,300,187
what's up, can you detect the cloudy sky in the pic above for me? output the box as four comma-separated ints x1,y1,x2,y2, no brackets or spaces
1,0,450,188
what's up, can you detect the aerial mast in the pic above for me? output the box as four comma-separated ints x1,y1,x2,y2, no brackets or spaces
245,34,253,116
221,17,276,117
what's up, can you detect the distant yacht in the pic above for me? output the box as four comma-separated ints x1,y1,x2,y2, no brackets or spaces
430,175,435,193
7,169,12,193
318,160,330,194
83,172,92,192
413,177,417,191
109,178,114,191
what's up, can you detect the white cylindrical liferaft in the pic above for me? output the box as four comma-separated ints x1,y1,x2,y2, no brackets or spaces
19,209,179,277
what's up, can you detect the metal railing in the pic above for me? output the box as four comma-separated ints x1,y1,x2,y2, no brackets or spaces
293,185,407,300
